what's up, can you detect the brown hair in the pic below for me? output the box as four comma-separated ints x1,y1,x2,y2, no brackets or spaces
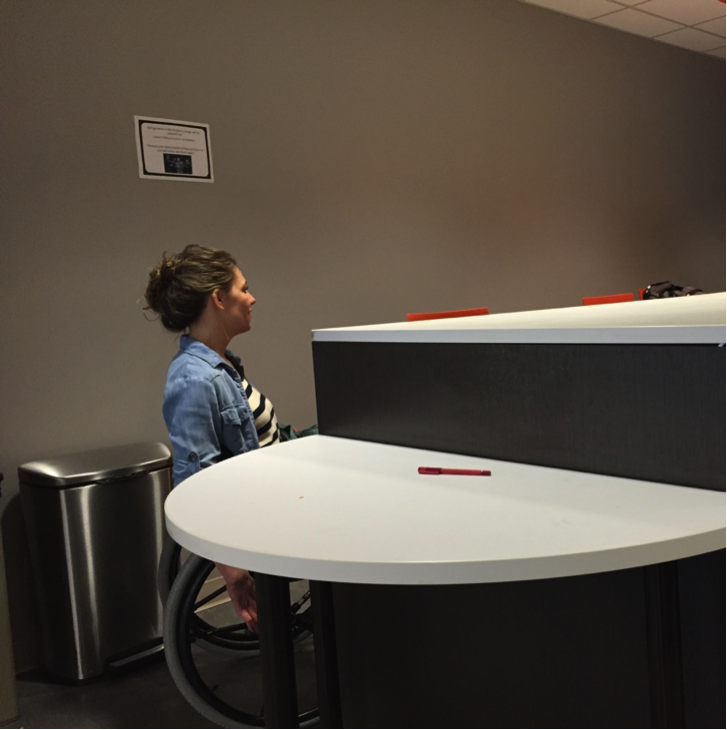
144,245,237,332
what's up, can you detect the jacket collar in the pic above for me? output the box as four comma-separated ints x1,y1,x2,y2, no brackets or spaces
179,336,241,377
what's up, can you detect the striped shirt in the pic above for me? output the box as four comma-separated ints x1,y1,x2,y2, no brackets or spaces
227,354,279,447
241,377,279,447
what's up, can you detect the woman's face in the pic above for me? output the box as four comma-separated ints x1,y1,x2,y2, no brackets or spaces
219,267,256,335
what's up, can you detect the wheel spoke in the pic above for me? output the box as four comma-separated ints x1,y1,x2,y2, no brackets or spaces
201,622,255,639
194,585,227,611
290,590,311,613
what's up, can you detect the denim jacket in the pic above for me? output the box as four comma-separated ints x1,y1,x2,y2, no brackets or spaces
163,336,259,486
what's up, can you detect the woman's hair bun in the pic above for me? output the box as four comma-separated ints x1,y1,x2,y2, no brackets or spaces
144,254,177,311
144,245,237,332
159,257,178,282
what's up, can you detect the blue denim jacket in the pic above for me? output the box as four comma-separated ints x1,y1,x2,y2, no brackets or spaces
163,336,259,486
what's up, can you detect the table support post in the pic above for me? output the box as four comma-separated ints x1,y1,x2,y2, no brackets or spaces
310,580,343,728
645,562,685,729
256,573,299,728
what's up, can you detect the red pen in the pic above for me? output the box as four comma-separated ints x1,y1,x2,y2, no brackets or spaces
418,466,491,476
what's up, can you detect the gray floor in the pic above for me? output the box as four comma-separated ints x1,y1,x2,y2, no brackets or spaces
10,599,318,729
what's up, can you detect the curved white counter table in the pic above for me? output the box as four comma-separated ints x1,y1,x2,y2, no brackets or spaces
165,435,725,728
166,435,724,585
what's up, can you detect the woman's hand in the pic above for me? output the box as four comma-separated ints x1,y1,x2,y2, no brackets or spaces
215,563,258,631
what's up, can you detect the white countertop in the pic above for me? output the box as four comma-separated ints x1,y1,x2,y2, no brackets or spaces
165,436,725,585
313,292,726,344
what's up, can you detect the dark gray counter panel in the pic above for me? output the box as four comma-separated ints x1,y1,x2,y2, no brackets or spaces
313,342,725,491
332,568,652,728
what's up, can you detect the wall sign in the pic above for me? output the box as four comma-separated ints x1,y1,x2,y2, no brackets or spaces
135,116,213,182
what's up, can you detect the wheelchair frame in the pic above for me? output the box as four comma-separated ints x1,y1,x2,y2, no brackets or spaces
159,537,319,728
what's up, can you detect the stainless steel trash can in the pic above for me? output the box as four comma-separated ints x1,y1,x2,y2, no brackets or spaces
18,442,172,681
1,473,20,725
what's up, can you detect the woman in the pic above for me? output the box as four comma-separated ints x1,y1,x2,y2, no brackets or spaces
145,244,277,631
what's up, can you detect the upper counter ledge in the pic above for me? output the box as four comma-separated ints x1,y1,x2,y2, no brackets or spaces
313,293,726,344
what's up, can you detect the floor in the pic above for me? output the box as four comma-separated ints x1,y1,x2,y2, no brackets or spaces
9,597,318,729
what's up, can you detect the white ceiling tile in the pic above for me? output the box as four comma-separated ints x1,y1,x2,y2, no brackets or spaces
515,0,726,59
656,27,727,50
636,0,725,26
595,8,682,36
519,0,621,20
694,17,726,38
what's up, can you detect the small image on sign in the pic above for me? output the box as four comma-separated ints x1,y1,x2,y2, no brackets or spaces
163,153,193,175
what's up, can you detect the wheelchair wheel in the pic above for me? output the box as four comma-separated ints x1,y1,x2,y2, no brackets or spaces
164,552,319,728
158,535,312,657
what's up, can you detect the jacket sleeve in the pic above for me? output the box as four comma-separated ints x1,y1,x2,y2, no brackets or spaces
163,375,224,486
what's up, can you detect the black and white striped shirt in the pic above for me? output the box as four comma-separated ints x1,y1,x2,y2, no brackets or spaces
241,377,279,447
228,355,279,447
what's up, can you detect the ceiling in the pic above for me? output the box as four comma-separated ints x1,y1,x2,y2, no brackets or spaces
518,0,725,59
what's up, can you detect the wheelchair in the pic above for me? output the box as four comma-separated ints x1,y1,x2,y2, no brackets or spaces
159,535,320,728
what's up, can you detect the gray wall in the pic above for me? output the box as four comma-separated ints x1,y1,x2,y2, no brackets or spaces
0,0,723,671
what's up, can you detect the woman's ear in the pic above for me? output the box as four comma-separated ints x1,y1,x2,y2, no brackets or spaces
211,289,225,310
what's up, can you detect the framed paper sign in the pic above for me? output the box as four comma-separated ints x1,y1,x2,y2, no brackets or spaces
135,116,213,182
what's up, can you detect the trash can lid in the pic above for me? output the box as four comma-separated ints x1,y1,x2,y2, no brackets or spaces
18,442,172,488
